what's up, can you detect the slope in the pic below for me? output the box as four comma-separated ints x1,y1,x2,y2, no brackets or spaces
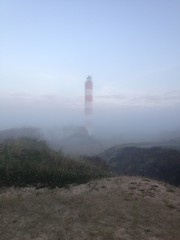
100,146,180,186
0,176,180,240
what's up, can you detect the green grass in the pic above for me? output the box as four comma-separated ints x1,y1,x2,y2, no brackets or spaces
0,138,110,188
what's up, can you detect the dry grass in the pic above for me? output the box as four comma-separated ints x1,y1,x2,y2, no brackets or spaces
0,176,180,240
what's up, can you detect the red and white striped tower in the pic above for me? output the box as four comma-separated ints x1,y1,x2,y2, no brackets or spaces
85,76,93,135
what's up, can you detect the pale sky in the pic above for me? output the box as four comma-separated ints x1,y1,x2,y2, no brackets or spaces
0,0,180,134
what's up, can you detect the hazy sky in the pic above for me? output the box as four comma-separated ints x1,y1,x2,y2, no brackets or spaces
0,0,180,135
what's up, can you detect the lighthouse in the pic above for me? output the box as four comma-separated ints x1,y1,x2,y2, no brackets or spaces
85,76,93,135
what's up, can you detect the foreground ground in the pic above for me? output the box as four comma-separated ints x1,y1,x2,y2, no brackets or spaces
0,176,180,240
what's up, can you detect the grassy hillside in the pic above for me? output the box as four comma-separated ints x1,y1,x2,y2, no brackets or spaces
0,176,179,240
100,146,180,186
0,138,110,188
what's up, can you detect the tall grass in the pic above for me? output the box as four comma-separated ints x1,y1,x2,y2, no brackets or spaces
0,138,110,187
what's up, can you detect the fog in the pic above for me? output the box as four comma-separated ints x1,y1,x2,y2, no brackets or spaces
1,92,180,142
1,1,180,154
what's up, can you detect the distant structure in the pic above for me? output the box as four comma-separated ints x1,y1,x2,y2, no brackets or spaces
85,76,93,135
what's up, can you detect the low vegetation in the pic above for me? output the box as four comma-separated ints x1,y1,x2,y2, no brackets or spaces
0,137,180,239
100,146,180,186
0,138,110,188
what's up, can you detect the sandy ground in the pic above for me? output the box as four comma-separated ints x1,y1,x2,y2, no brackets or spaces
0,176,180,240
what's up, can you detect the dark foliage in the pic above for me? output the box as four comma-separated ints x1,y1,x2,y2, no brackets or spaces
82,156,110,171
100,147,180,186
0,138,109,188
